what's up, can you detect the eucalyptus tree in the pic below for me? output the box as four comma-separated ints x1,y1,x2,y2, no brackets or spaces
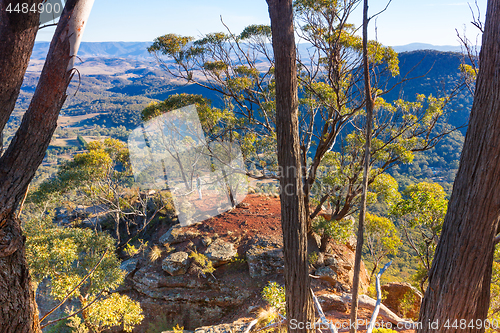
0,1,94,331
148,0,454,239
417,0,500,329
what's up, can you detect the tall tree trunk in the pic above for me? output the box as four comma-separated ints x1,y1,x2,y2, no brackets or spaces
0,0,41,134
417,0,500,331
0,218,41,333
350,1,374,332
266,0,314,331
0,1,94,331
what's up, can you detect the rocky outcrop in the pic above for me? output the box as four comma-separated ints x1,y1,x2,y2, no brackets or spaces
128,262,252,330
246,245,284,278
204,239,237,265
162,251,191,276
381,282,423,320
159,224,200,245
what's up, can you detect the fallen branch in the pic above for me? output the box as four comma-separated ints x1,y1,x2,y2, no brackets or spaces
242,319,258,333
311,288,338,333
366,261,392,333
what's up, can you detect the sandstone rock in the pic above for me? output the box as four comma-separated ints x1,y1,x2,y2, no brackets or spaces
159,224,200,245
317,293,348,312
193,320,253,333
201,236,212,247
328,242,370,293
246,245,284,278
162,251,191,276
324,254,338,267
381,282,423,320
341,293,408,325
345,234,357,251
315,266,338,280
133,266,203,290
120,257,139,275
204,239,237,265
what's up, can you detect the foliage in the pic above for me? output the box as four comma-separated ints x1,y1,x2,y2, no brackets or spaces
30,138,164,244
312,215,353,248
261,281,286,317
487,246,500,330
365,213,402,281
399,291,417,320
148,5,457,242
63,294,143,333
25,213,124,300
372,329,397,333
172,324,185,333
189,250,215,277
390,182,447,292
23,213,143,332
124,240,147,258
82,293,144,333
308,251,319,265
149,245,163,262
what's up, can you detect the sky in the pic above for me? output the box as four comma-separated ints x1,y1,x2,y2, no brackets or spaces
36,0,487,47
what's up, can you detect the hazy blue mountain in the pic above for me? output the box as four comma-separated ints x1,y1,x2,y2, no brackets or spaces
30,41,468,60
32,41,153,59
391,43,463,53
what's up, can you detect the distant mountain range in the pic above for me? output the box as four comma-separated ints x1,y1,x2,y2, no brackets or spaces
31,41,154,59
30,41,466,60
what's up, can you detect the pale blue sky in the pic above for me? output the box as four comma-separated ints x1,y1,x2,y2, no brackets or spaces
36,0,487,46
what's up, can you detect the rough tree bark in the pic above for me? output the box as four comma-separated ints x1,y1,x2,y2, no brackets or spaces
417,0,500,331
266,0,315,331
0,0,41,135
0,1,94,332
349,1,374,332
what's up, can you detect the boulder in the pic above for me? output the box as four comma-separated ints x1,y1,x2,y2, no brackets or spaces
315,266,338,280
162,251,191,276
324,254,338,267
120,258,139,275
204,239,237,265
159,224,200,245
246,245,284,278
327,243,370,293
341,293,409,325
381,282,423,320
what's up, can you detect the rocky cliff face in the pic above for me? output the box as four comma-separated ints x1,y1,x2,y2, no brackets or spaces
117,194,370,331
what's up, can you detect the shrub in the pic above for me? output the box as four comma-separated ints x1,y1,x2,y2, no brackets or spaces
189,250,215,277
261,281,286,316
149,245,163,262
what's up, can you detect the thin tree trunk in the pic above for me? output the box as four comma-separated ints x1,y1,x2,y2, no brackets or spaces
350,0,374,332
266,0,314,331
417,0,500,331
0,1,94,331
